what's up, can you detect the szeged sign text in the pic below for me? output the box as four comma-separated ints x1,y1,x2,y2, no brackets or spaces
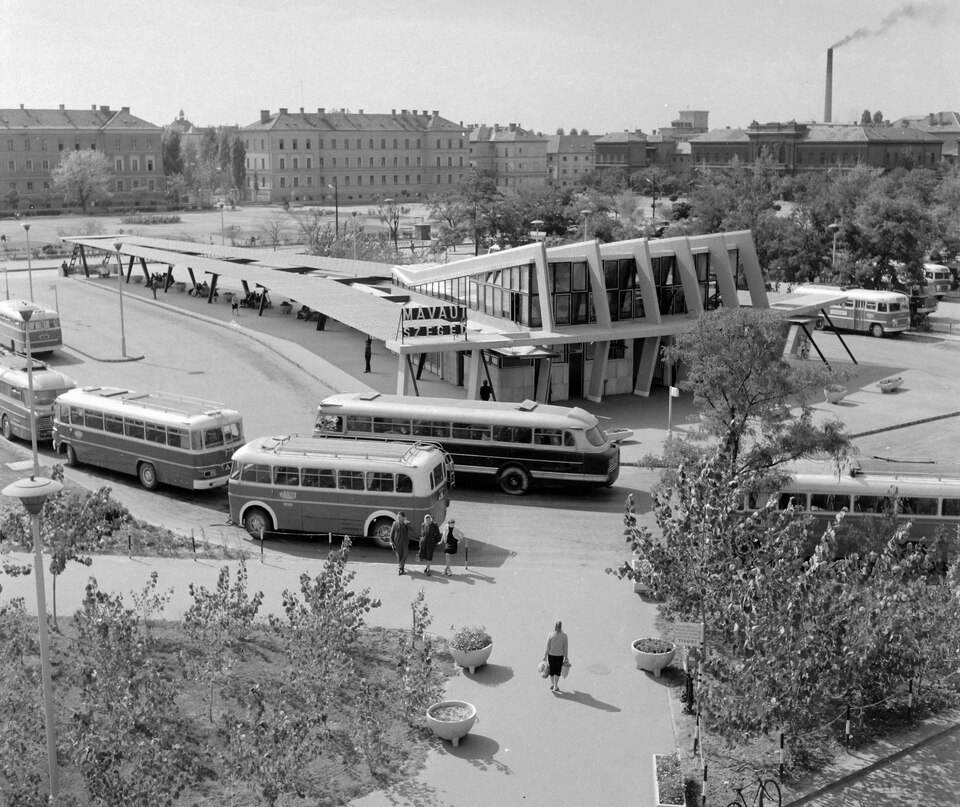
400,304,467,340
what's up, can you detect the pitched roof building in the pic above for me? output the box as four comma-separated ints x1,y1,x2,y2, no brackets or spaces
468,124,548,189
893,111,960,164
242,108,469,204
546,134,599,187
0,104,164,212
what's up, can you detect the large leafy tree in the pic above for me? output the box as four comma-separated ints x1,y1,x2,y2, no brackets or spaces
51,150,113,212
661,306,850,484
230,135,246,199
458,169,500,254
850,188,933,288
161,128,183,176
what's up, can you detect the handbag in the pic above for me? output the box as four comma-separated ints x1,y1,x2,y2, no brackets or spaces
538,660,549,678
561,659,571,679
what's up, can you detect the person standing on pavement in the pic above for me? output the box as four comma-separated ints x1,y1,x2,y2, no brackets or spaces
480,380,493,401
440,517,466,575
390,512,411,575
364,336,373,373
544,620,569,692
419,514,440,576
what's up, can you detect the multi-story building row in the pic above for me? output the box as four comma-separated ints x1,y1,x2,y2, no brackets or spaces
0,104,164,210
546,134,599,187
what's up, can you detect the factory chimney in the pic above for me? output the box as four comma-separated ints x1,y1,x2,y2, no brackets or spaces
824,48,833,123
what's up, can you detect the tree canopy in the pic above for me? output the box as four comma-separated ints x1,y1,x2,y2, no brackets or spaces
51,150,113,212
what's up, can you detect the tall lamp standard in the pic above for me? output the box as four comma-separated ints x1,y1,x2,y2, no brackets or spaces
2,305,63,802
580,209,592,241
21,222,35,301
351,211,359,260
531,219,544,242
645,177,659,221
218,202,225,245
113,241,128,358
828,222,840,270
327,179,339,236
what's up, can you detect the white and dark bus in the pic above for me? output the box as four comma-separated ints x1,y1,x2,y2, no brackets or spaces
53,387,244,490
923,263,952,299
228,435,451,546
0,352,75,441
0,299,62,354
314,392,619,495
799,285,911,338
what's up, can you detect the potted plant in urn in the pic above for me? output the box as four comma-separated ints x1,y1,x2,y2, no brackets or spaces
631,637,676,677
877,376,903,393
824,383,847,404
449,625,493,674
653,751,685,807
425,700,478,747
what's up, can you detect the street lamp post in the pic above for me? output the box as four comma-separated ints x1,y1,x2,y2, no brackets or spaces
218,203,225,245
384,198,399,250
829,222,840,270
580,209,592,241
21,222,34,301
531,219,544,242
114,241,127,358
2,305,63,802
351,211,359,260
645,178,659,221
327,179,339,236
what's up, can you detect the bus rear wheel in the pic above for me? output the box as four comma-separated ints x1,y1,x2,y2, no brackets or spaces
814,316,825,330
138,462,159,490
1,415,11,440
243,507,272,537
370,517,394,549
871,323,884,338
65,444,78,467
498,465,531,495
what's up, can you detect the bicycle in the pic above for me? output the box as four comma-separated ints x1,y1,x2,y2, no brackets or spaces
726,774,781,807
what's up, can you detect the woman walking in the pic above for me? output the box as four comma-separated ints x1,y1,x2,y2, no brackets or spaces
419,514,440,576
544,621,569,692
440,517,467,575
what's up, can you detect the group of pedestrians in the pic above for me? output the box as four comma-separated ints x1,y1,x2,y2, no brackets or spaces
389,512,467,576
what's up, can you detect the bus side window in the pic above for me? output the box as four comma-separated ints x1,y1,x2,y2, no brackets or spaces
167,428,186,448
204,427,224,448
103,414,124,435
943,499,960,517
240,463,271,484
777,493,799,510
535,428,562,446
810,493,847,512
124,419,145,440
563,431,575,447
84,410,104,430
319,415,342,433
452,422,472,439
396,474,413,493
854,495,881,513
145,423,166,444
899,497,938,516
367,472,395,492
338,470,365,490
346,415,372,432
275,466,300,486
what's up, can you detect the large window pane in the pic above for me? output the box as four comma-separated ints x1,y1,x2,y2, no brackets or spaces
555,294,570,324
572,262,587,291
553,262,571,293
604,260,618,289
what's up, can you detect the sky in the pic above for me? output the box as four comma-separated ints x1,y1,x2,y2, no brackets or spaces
1,0,958,135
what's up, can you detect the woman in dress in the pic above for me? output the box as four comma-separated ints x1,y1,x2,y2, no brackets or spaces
544,620,569,692
419,514,441,576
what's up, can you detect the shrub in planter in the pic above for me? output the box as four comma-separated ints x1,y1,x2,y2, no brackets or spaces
632,637,676,677
449,625,493,673
653,752,684,806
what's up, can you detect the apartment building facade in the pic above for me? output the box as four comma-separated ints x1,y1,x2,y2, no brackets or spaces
242,108,469,204
468,124,548,189
546,134,599,187
1,104,164,212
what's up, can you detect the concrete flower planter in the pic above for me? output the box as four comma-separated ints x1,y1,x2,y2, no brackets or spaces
426,700,477,747
653,753,685,807
449,642,493,674
878,377,903,393
824,386,847,404
632,638,676,677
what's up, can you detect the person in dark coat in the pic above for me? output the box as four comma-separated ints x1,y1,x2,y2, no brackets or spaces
480,380,493,401
364,336,372,373
390,512,411,575
419,514,441,576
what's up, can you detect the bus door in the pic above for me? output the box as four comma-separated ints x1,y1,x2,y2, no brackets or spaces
851,301,866,332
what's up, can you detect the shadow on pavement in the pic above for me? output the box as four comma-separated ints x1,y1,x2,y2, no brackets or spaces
454,663,514,687
440,733,511,774
552,689,622,712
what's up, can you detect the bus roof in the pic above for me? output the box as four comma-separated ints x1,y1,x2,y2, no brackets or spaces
318,392,599,430
234,435,442,467
794,284,909,304
58,387,241,425
0,300,59,320
784,470,960,498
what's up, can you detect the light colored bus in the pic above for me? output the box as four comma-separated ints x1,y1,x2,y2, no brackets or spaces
52,387,244,490
0,300,62,354
0,352,76,441
228,435,451,545
314,392,620,495
923,263,952,299
800,285,911,338
745,461,960,545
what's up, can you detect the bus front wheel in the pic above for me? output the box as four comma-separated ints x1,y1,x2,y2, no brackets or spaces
1,415,11,440
65,444,78,467
814,317,825,330
370,517,394,549
243,507,272,537
871,323,884,338
498,465,531,495
138,462,159,490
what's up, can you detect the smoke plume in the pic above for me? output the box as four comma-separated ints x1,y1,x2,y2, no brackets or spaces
831,2,949,49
